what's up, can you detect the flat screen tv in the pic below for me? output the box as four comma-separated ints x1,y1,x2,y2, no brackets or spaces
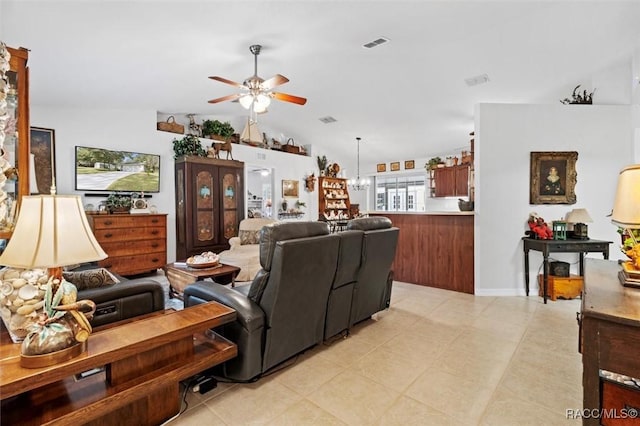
75,146,160,193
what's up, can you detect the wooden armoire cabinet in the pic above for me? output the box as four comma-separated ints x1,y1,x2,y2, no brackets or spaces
175,156,244,260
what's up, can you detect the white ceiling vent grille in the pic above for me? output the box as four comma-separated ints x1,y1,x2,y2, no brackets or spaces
319,116,337,124
363,37,390,49
465,74,490,86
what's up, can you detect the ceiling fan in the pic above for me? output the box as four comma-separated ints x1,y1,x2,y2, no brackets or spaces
208,44,307,113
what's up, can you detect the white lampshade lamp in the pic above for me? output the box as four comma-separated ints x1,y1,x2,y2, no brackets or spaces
611,165,640,229
0,193,107,366
0,195,107,270
566,208,593,240
610,164,640,287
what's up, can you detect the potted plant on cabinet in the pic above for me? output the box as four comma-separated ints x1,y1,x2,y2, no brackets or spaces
172,134,206,159
202,119,235,141
105,193,133,214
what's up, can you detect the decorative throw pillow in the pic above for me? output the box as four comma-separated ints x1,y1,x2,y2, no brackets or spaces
62,268,120,291
239,229,261,245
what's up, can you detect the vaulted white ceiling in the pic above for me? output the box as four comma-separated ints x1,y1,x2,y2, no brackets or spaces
2,1,639,165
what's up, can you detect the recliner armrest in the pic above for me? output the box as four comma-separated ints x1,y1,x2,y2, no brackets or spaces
184,283,264,332
228,237,241,249
78,278,164,310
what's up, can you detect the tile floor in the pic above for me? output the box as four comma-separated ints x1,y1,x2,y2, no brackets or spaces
163,279,583,425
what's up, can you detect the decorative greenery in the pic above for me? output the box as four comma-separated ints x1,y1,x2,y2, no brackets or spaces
317,155,328,173
426,156,443,170
202,119,234,138
560,85,594,105
105,193,133,212
172,134,206,159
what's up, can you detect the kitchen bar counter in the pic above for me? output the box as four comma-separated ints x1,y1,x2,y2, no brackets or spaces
370,212,474,294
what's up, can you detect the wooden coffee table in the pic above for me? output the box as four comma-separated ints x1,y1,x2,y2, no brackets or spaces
0,301,237,426
164,262,241,299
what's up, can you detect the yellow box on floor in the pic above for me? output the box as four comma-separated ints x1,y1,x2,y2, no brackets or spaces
538,274,583,301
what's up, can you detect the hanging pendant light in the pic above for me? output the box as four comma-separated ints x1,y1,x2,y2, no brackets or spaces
347,137,370,191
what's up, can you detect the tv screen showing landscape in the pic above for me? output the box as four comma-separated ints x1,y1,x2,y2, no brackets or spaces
75,146,160,193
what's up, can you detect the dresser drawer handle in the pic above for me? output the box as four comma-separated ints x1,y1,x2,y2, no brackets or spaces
103,263,113,269
104,221,113,226
104,233,113,238
151,230,159,235
152,258,160,263
151,219,159,223
151,243,159,248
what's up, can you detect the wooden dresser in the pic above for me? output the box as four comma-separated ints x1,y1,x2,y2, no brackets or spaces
581,259,640,425
88,214,167,276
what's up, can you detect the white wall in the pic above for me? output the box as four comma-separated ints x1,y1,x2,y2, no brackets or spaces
31,106,317,263
475,103,634,296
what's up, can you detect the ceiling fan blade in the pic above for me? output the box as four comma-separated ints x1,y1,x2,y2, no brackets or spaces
261,74,289,90
208,93,242,104
272,92,307,105
209,76,245,88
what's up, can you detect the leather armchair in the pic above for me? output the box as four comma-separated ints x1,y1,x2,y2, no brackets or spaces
347,216,399,325
185,221,339,381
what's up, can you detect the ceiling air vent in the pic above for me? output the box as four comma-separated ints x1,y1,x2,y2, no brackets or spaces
319,116,337,124
465,74,490,87
363,37,390,49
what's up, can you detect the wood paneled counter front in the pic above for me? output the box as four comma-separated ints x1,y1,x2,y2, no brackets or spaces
370,212,474,294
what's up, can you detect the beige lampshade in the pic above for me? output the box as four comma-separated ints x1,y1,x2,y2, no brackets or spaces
566,208,593,224
0,195,107,268
611,164,640,229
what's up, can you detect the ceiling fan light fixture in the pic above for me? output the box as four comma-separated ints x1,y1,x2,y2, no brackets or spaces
255,93,271,109
239,94,253,109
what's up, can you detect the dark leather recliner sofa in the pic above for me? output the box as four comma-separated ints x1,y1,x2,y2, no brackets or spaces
184,217,398,382
66,265,166,327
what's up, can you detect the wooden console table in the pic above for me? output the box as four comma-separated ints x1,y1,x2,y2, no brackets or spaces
522,237,611,303
581,259,640,425
0,302,237,425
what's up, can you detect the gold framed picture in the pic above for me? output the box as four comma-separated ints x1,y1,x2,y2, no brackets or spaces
377,163,386,172
530,151,578,204
390,162,400,171
404,160,415,170
282,179,299,198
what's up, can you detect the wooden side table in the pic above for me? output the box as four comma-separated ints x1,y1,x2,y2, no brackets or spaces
164,262,241,299
522,237,611,303
580,259,640,425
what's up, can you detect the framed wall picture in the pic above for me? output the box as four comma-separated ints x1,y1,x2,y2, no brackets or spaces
404,160,415,170
282,179,299,198
390,162,400,171
377,163,386,172
530,151,578,204
29,127,56,194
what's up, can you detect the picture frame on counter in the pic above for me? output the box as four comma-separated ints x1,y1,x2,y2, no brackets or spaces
529,151,577,205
